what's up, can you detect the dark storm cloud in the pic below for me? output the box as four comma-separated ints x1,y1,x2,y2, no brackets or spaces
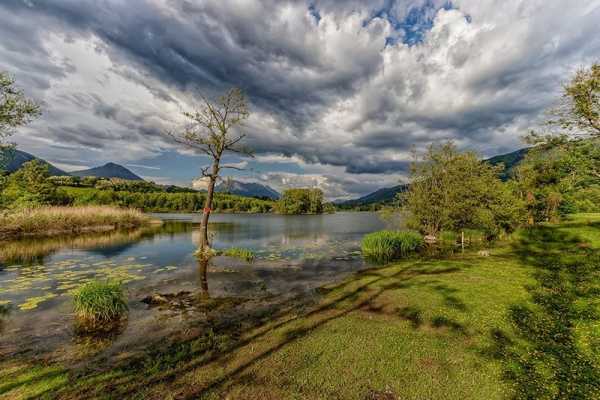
1,0,600,194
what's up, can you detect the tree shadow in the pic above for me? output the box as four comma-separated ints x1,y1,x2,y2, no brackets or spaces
28,259,470,399
489,224,600,399
397,306,423,328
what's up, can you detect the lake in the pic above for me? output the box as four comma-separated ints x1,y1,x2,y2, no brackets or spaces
0,212,386,360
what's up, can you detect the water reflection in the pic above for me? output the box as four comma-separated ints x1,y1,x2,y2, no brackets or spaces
0,212,386,360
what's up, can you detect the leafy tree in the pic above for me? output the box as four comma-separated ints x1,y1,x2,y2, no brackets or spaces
403,142,525,238
549,63,599,137
169,88,253,252
277,188,325,215
1,160,68,208
515,136,600,223
0,71,41,170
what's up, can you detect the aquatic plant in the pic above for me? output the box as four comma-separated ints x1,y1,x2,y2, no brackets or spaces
0,205,156,240
361,230,424,263
220,247,255,262
72,280,128,324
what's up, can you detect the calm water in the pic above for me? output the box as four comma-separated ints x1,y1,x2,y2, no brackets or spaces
0,212,385,359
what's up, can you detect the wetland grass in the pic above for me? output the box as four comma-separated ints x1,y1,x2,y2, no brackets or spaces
0,205,156,240
361,230,424,263
72,280,128,326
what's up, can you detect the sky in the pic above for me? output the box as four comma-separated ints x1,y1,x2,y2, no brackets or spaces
1,0,599,200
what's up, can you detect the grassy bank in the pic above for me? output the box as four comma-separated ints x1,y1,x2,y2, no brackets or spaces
1,215,598,399
0,206,156,240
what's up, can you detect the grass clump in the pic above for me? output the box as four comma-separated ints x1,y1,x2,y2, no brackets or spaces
220,247,255,262
0,205,155,240
72,280,128,325
361,230,424,263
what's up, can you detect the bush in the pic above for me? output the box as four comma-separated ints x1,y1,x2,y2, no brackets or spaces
220,247,255,262
73,280,128,324
361,230,424,263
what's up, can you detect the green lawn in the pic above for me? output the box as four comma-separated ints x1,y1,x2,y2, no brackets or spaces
1,214,599,399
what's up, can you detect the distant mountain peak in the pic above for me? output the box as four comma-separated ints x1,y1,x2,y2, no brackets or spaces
216,179,280,200
3,149,69,176
71,162,143,181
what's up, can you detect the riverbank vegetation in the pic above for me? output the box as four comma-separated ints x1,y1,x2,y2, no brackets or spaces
0,205,154,240
361,230,424,263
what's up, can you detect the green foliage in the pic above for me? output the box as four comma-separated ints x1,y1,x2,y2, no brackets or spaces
72,280,128,324
361,230,424,263
276,188,324,214
549,63,600,136
0,160,69,209
220,247,255,262
61,186,273,213
404,142,525,238
515,136,600,223
0,71,40,148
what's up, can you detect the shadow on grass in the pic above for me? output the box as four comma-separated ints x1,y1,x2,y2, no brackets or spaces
5,260,468,399
490,224,600,399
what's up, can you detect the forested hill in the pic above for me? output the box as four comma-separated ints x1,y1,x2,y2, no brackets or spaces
70,163,143,180
4,149,68,176
341,147,529,208
215,180,280,200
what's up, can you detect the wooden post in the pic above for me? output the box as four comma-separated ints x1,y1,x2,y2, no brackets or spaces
461,231,465,252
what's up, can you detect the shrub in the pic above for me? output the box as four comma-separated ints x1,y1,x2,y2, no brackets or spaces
221,247,255,262
73,280,128,324
361,230,424,263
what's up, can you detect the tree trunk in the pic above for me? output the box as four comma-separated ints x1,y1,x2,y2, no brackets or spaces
199,171,217,252
197,257,209,300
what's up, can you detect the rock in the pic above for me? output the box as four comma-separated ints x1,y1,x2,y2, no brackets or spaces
142,294,169,305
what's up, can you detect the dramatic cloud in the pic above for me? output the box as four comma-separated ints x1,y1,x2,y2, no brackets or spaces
1,0,599,199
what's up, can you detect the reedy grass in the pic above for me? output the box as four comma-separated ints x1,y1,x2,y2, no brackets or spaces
0,205,155,240
220,247,255,262
361,230,424,263
72,280,128,325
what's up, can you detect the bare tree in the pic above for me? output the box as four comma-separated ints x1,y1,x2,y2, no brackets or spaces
169,88,252,254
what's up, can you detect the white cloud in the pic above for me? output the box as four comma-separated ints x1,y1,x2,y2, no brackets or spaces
1,0,599,198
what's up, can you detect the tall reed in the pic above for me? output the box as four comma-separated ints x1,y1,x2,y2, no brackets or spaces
361,230,424,263
0,206,154,240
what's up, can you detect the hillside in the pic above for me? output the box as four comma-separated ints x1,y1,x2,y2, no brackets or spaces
216,180,280,200
3,149,68,176
342,147,530,207
71,162,143,180
341,184,408,207
486,147,529,180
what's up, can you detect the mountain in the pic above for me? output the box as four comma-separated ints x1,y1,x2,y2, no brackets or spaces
3,149,69,176
342,147,530,207
216,180,280,200
71,162,143,180
486,147,529,180
341,184,408,206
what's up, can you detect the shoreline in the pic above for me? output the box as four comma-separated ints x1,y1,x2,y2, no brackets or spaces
0,206,160,242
